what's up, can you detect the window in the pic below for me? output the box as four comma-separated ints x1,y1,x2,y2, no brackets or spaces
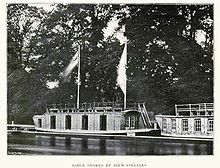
82,115,88,130
125,116,137,129
162,118,167,130
194,119,201,131
125,117,130,127
50,116,56,129
182,119,188,132
208,119,213,132
65,115,71,130
171,118,176,130
100,115,107,130
38,119,42,128
130,116,136,127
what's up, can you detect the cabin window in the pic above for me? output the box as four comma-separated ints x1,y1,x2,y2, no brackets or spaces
208,119,213,131
194,119,201,132
82,115,88,130
65,115,71,130
100,115,107,130
182,119,188,132
38,119,42,128
125,117,130,127
50,116,56,129
162,118,167,130
125,116,137,129
130,116,136,127
171,118,176,130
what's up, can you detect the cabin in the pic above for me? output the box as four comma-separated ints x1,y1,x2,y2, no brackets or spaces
155,103,214,138
33,102,156,133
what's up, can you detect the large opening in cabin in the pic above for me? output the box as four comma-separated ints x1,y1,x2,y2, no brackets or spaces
38,119,42,128
65,115,71,130
50,116,56,129
82,115,88,130
100,115,107,130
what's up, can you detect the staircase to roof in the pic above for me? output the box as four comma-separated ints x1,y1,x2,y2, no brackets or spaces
138,103,153,128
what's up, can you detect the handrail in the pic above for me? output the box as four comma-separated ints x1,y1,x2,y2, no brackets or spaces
175,103,214,116
175,103,213,106
138,104,147,127
143,103,152,127
47,102,144,110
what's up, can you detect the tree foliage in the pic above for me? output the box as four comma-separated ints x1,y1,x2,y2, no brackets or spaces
117,4,213,112
7,4,213,124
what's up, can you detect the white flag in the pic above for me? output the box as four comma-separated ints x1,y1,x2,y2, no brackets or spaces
62,51,79,78
117,44,127,94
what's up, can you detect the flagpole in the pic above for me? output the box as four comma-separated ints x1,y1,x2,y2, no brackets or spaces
77,45,80,109
124,37,127,110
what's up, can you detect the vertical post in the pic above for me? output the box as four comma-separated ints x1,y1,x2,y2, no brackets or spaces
175,105,178,116
77,45,80,109
189,104,192,116
124,36,127,110
128,116,131,129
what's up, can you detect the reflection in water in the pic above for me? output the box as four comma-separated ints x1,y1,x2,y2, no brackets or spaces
99,138,106,154
81,138,88,154
50,136,56,147
65,137,71,149
7,133,213,155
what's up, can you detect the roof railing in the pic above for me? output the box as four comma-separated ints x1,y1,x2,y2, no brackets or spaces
175,103,214,116
46,102,143,112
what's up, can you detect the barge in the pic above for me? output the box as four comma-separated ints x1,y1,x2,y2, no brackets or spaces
155,103,214,139
33,102,159,136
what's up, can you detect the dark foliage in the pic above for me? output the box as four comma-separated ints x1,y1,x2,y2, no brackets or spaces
7,4,213,124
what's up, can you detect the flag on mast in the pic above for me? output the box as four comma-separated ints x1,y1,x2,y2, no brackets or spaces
62,50,79,79
117,39,127,108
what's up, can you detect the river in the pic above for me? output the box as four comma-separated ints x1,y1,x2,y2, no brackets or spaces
7,133,213,155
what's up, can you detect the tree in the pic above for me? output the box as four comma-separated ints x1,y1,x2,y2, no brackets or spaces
116,4,213,113
7,4,213,124
32,4,119,103
7,4,48,124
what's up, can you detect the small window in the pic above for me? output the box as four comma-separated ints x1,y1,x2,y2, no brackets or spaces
208,119,213,132
162,118,167,130
171,118,176,130
195,119,201,131
130,116,136,127
182,119,188,132
125,117,130,127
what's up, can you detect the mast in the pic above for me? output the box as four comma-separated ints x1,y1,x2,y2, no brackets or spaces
124,37,127,109
77,45,80,109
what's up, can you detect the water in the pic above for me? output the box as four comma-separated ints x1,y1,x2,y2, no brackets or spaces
7,133,213,155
